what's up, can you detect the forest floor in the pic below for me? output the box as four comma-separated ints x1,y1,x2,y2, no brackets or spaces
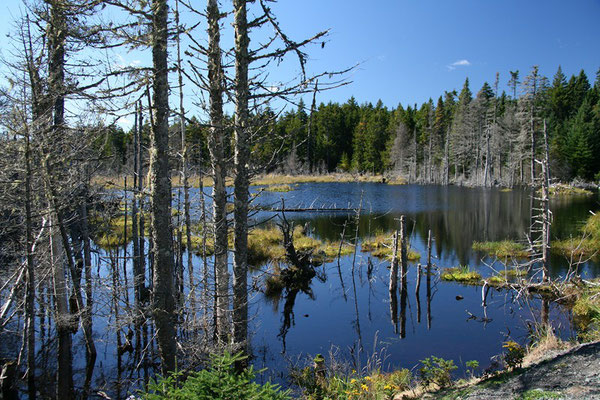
424,341,600,400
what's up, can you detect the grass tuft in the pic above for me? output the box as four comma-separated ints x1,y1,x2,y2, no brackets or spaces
441,265,482,284
472,240,529,258
361,234,421,261
264,184,294,192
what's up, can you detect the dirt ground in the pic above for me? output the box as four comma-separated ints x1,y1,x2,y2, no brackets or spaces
429,341,600,399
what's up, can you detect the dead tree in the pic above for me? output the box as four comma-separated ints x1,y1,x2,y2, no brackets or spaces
149,0,177,373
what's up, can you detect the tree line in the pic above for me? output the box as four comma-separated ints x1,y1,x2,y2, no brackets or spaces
101,66,600,186
269,67,600,185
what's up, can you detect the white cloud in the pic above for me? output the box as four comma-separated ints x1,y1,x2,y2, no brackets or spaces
447,59,471,70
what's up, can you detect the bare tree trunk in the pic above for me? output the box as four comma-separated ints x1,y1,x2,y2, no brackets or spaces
24,124,35,400
207,0,229,343
137,102,147,305
388,231,399,294
541,120,551,282
149,0,176,373
80,188,96,397
49,214,73,400
132,103,142,358
233,0,250,354
175,0,196,323
484,125,491,187
307,81,318,174
444,127,450,185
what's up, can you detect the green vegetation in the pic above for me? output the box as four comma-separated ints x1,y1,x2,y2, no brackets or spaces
516,389,563,400
440,265,482,284
247,225,352,267
502,341,526,370
572,288,600,341
486,267,529,286
361,234,421,261
142,352,289,400
546,183,593,196
92,215,134,249
291,357,412,400
552,212,600,258
472,240,529,258
418,356,458,389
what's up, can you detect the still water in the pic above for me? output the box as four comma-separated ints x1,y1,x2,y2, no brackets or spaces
5,183,597,396
245,183,599,382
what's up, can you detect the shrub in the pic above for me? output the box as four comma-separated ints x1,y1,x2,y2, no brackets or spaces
465,360,479,378
142,352,290,400
418,356,457,388
502,341,525,370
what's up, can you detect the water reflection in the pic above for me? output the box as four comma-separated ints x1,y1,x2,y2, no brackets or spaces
250,184,594,379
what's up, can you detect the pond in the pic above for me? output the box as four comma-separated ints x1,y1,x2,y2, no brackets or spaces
242,183,600,383
4,183,598,397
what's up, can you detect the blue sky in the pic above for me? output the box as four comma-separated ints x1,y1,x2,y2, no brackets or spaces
1,0,599,113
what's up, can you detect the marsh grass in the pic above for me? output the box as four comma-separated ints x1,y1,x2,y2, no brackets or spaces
361,234,421,261
93,173,406,190
264,184,294,192
552,213,600,258
290,352,412,400
472,240,529,258
440,265,482,284
247,225,351,267
252,173,402,186
523,328,570,367
541,183,594,197
92,215,134,249
572,288,600,341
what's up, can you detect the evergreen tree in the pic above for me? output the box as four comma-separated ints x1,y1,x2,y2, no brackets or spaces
566,91,600,179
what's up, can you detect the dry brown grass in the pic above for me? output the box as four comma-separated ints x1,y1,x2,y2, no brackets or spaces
92,173,406,188
523,329,572,367
252,173,403,186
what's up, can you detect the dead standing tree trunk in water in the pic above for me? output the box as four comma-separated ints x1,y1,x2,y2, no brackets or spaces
149,0,176,374
233,0,251,354
206,0,230,344
174,0,196,324
540,120,551,282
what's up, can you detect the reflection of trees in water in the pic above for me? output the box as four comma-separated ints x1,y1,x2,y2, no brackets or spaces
264,263,326,353
288,188,599,272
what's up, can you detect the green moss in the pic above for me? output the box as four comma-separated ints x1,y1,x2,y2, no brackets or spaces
516,389,563,400
441,265,482,284
472,240,529,258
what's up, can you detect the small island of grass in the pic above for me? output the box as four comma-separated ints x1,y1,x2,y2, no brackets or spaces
472,240,530,258
440,265,482,284
361,234,421,261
